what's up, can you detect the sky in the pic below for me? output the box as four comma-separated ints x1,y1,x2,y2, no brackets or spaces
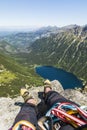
0,0,87,28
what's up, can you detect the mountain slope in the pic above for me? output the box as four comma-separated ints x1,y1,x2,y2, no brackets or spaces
25,25,87,81
0,40,17,54
0,26,59,53
0,53,42,97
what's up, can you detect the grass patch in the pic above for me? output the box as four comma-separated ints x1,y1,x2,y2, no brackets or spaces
0,70,16,84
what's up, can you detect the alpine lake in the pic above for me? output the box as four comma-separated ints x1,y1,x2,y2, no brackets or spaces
35,66,83,89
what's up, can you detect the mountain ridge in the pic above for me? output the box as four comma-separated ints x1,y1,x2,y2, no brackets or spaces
0,25,87,97
25,25,87,82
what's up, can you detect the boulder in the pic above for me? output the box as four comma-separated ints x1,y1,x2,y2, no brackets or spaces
0,80,87,130
63,89,87,105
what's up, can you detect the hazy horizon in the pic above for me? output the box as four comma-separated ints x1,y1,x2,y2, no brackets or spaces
0,24,86,32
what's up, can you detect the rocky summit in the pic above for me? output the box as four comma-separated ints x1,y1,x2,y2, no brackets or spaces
0,80,87,130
